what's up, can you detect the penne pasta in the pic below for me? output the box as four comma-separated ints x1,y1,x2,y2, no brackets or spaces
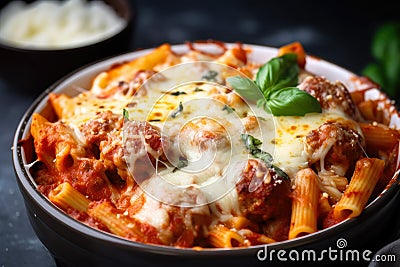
223,216,252,230
49,182,90,212
55,142,72,172
49,93,73,120
277,41,306,68
256,234,276,245
357,100,382,123
318,193,332,224
88,202,129,237
30,113,56,168
88,201,155,243
26,41,400,248
207,225,245,248
92,43,173,91
332,176,349,192
360,122,400,152
332,158,385,221
289,168,319,239
30,113,49,141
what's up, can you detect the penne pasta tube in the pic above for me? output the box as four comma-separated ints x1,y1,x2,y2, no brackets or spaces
31,113,49,140
208,225,245,248
360,122,399,151
48,93,72,120
87,201,150,242
277,41,306,68
125,43,171,71
289,168,319,239
318,193,332,218
256,234,276,245
30,113,55,168
93,43,172,90
55,143,72,172
332,158,385,221
223,216,251,230
357,101,383,123
49,182,90,212
332,176,349,192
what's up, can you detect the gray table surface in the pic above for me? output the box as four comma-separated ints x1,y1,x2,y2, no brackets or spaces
1,0,399,266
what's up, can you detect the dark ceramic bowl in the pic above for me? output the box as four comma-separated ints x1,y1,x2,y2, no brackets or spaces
12,43,400,267
0,0,134,95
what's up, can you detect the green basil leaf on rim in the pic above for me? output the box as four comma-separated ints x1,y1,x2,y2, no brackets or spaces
266,87,322,116
256,53,299,92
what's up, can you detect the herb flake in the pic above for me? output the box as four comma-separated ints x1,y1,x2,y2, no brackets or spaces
172,158,188,172
202,70,218,82
222,105,236,113
171,102,183,118
123,109,130,120
170,91,187,96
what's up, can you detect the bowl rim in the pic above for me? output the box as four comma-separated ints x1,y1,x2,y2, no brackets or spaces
0,0,133,52
12,42,400,257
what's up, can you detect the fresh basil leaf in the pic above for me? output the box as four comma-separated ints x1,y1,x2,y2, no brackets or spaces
226,76,262,101
256,53,299,92
228,52,321,116
267,87,322,116
256,99,271,114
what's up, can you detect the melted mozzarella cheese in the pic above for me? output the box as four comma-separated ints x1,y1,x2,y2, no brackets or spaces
261,112,356,180
59,61,361,221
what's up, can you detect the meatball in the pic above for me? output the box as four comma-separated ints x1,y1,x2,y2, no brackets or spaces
123,120,170,183
177,118,229,161
124,120,167,158
305,121,365,177
81,110,123,146
298,76,362,121
236,159,292,241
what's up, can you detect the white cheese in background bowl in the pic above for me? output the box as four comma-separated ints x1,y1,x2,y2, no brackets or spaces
0,0,126,49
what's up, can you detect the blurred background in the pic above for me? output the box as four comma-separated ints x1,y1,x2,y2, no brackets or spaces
131,0,398,77
1,0,399,266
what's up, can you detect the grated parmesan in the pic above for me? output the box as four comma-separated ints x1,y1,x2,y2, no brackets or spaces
0,0,126,49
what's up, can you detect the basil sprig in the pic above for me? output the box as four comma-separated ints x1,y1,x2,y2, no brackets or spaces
362,22,400,100
241,134,289,180
227,53,321,116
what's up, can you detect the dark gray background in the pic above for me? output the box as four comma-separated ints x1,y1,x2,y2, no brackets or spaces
1,0,399,266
